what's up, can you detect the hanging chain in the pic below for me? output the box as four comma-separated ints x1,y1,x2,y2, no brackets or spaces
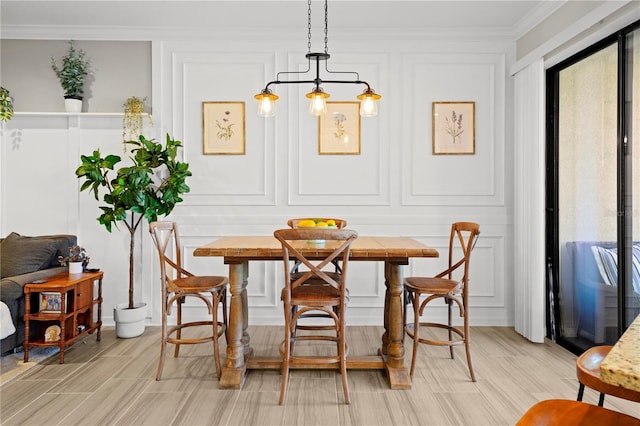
307,0,329,54
324,0,328,54
307,0,312,54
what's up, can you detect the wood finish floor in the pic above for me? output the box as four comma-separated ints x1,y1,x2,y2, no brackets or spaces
1,326,638,425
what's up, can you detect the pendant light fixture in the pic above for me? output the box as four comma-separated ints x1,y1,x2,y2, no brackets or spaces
254,0,381,118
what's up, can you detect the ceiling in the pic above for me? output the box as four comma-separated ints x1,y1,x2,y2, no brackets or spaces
1,1,565,38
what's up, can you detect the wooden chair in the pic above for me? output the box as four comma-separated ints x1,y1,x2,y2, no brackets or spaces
274,227,358,405
404,221,480,381
516,399,640,425
576,345,640,406
149,221,228,381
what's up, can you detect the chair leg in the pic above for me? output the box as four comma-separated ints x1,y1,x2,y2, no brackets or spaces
448,299,454,360
463,313,476,382
410,292,420,380
211,291,222,380
340,311,350,404
598,393,605,407
156,304,168,381
577,382,585,401
279,306,291,405
174,297,183,358
221,289,229,344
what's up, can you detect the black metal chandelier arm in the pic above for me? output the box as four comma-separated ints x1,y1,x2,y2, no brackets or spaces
263,79,318,92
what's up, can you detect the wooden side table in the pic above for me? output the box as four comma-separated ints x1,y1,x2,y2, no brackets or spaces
23,271,103,364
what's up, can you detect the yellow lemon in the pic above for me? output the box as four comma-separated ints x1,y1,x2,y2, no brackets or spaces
315,221,328,227
326,219,336,227
297,219,316,227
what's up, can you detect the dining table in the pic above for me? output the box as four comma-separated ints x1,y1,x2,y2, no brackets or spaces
194,235,438,390
600,313,640,392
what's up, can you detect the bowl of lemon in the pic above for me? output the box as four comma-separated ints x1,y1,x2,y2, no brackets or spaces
295,218,338,229
293,218,338,246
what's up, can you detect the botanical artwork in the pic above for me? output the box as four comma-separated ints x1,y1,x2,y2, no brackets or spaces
203,102,245,155
432,101,475,155
318,102,361,155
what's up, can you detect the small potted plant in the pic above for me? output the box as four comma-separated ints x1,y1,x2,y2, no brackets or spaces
58,245,90,274
122,96,153,146
51,41,90,112
0,87,14,122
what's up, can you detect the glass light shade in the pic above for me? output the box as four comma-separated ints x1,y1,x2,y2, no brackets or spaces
254,91,279,117
306,89,330,116
357,90,382,117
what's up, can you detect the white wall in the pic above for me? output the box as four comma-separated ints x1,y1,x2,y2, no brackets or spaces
1,29,514,328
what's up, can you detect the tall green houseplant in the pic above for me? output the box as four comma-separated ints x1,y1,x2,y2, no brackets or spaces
76,134,192,311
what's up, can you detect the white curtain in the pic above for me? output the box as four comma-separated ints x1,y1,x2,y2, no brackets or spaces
513,59,545,343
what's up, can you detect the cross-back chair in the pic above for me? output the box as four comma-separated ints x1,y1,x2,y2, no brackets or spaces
274,227,358,405
149,221,228,381
404,221,480,382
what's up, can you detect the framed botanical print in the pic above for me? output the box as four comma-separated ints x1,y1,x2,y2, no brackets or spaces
202,101,246,155
432,101,475,155
318,101,361,155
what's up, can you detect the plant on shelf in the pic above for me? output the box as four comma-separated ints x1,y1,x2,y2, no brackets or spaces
58,245,90,270
0,87,14,122
122,96,153,146
51,41,90,111
76,134,191,337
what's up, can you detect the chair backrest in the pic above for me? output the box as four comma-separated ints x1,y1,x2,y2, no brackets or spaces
445,222,480,290
149,221,191,293
274,228,358,295
287,218,347,229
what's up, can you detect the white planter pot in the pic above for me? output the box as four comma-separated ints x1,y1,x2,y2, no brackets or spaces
68,261,83,274
64,97,82,112
114,302,147,338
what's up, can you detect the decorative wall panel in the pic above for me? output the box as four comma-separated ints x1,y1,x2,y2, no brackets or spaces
401,52,506,206
289,53,391,206
166,48,276,206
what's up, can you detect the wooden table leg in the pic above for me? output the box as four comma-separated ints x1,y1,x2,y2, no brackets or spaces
220,260,251,389
383,260,412,389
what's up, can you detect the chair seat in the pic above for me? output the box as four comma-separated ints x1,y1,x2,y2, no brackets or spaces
516,399,640,425
404,276,459,293
171,275,228,292
282,285,349,306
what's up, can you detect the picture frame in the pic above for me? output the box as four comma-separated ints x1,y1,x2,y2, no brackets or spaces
432,101,475,155
318,101,361,155
202,101,246,155
40,292,64,313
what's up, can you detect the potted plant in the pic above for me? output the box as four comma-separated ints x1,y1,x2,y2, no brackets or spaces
58,245,90,274
122,96,153,146
51,41,90,112
76,134,191,338
0,87,14,122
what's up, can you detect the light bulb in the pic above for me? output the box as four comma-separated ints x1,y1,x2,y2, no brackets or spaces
254,90,278,117
357,90,381,117
306,89,329,116
360,96,377,117
309,93,327,116
259,97,275,117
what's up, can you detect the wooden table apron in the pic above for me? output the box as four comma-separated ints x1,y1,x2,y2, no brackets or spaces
194,236,438,390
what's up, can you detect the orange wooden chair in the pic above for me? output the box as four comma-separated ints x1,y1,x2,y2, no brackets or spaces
274,227,358,405
517,399,640,425
404,221,480,381
149,221,228,380
576,345,640,406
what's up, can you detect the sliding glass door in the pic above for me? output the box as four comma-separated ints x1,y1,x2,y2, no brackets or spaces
546,21,639,354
